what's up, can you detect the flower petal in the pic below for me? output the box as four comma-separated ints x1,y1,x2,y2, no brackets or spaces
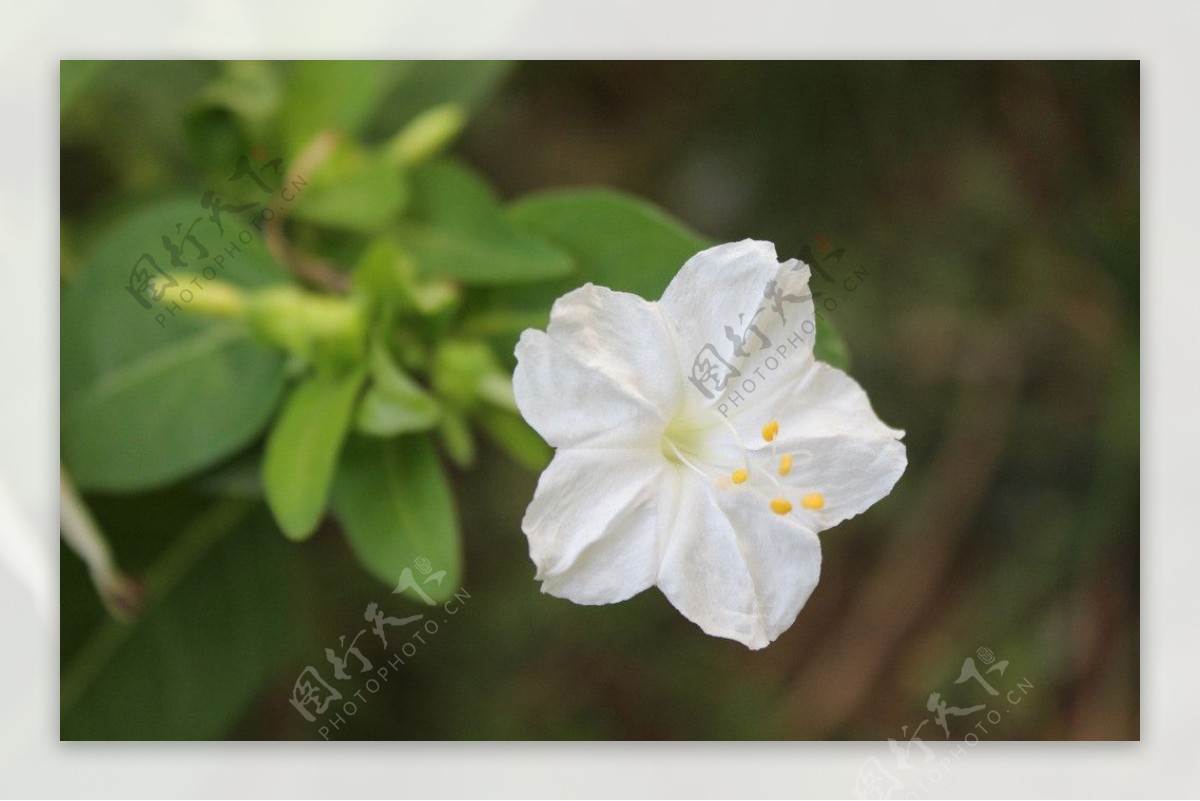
739,360,904,448
768,434,906,532
513,284,682,449
655,469,822,649
523,446,665,604
659,239,817,413
752,363,907,530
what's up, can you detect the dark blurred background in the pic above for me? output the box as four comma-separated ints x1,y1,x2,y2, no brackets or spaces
62,61,1139,740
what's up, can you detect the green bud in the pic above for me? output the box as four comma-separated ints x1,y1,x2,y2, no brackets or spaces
160,276,248,319
385,103,466,167
354,238,461,318
248,285,366,365
431,340,499,410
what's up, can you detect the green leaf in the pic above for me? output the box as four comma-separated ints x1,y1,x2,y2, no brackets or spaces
438,410,475,468
464,189,708,358
353,238,412,310
332,435,461,600
355,340,440,437
263,365,367,540
364,61,511,141
61,199,289,492
474,406,551,472
278,61,404,155
289,141,408,232
457,309,555,339
506,188,709,299
61,500,297,740
814,315,851,370
400,159,574,284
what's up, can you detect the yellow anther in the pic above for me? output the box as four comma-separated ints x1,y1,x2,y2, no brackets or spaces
731,469,749,485
770,498,793,515
801,492,825,510
762,420,780,442
778,454,793,476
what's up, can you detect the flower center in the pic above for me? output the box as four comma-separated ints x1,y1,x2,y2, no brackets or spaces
672,417,830,522
660,413,829,520
659,414,710,465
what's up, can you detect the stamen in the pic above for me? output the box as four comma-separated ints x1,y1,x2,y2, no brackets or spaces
762,420,779,442
778,454,793,476
801,492,825,510
731,469,749,484
770,498,793,515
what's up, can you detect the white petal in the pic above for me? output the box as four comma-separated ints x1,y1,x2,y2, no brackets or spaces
523,447,665,604
655,469,822,649
757,363,907,530
659,239,817,414
545,283,684,413
769,434,906,532
514,283,682,449
739,360,904,447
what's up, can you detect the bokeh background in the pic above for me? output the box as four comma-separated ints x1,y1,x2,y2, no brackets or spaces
60,61,1139,740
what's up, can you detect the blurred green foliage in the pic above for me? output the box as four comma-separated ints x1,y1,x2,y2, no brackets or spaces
60,61,1137,741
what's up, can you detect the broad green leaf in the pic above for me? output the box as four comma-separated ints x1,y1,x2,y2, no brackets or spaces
506,188,709,300
462,189,706,360
814,315,850,370
364,61,511,141
332,435,461,601
400,159,574,284
355,340,440,437
61,501,297,740
263,365,367,540
289,141,408,232
474,406,551,472
61,199,289,492
278,61,405,155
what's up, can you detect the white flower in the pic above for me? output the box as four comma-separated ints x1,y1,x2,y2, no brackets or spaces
513,240,906,649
